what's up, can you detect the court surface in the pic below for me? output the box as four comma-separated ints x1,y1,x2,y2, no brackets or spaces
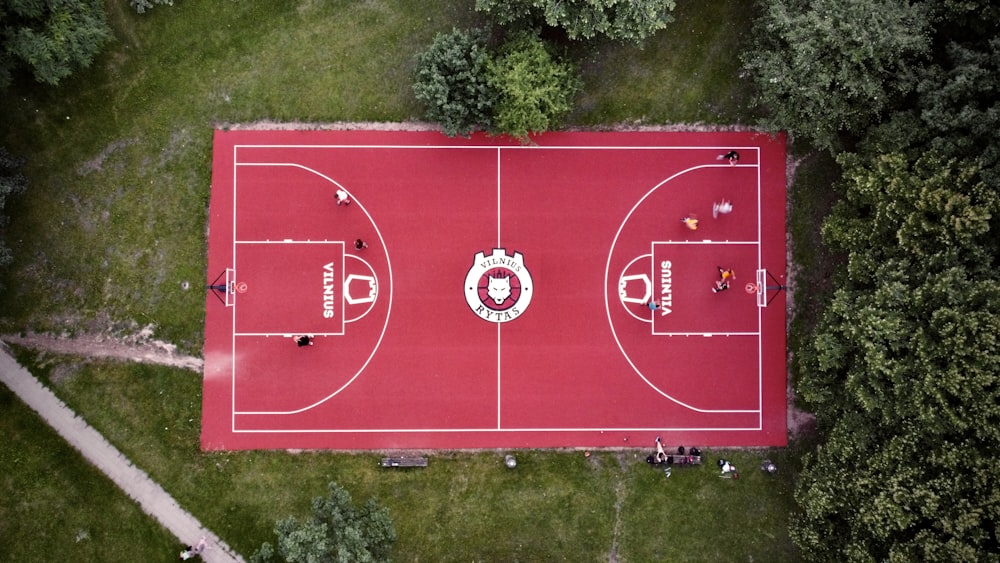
202,129,787,451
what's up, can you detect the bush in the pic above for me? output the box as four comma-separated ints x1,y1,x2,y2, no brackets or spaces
487,33,581,140
413,28,497,137
251,481,395,563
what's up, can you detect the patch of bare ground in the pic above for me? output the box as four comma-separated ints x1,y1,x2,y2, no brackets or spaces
220,120,442,132
783,152,818,441
788,394,817,439
220,120,772,134
76,138,137,175
607,466,626,563
1,331,202,371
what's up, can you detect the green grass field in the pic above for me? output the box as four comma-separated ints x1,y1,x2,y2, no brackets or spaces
0,1,802,560
0,383,181,562
12,345,801,561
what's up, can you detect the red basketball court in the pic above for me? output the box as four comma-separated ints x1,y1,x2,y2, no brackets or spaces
201,129,787,451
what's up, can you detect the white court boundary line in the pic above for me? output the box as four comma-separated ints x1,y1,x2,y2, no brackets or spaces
225,144,769,432
232,426,765,434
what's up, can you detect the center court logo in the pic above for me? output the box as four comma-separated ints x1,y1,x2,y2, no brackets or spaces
464,248,534,323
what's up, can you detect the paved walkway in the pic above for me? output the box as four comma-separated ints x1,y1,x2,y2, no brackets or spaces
0,345,244,563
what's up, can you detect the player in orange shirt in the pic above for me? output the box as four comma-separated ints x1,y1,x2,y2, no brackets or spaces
714,267,735,293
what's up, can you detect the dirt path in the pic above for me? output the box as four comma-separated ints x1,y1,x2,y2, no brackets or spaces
1,332,202,371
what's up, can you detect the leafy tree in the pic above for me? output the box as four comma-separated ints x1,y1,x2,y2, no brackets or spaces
915,38,1000,182
413,28,496,137
0,0,111,89
251,481,396,563
0,147,27,269
474,0,676,44
793,151,1000,560
793,422,1000,561
741,0,932,151
487,33,580,140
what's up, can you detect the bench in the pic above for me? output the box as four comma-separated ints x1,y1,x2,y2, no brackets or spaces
380,456,428,468
646,454,702,467
666,454,701,466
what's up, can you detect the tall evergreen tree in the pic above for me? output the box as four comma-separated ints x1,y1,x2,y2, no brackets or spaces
413,28,496,137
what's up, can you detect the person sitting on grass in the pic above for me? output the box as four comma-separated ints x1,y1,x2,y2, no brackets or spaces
718,459,739,478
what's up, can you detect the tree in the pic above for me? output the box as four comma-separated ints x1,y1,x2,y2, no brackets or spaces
487,33,580,140
413,28,496,137
0,0,111,89
792,421,1000,561
741,0,932,151
251,482,396,563
0,147,27,270
474,0,676,44
914,38,1000,183
792,151,1000,560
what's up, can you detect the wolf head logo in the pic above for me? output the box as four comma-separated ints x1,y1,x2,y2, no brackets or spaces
487,275,511,305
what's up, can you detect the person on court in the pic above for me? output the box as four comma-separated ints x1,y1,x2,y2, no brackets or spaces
646,300,661,312
713,199,733,218
681,215,699,230
714,267,735,293
295,335,314,347
718,150,739,165
354,238,368,250
335,189,351,206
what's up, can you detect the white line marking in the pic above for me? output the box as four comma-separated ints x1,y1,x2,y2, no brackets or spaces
224,144,774,430
230,424,764,433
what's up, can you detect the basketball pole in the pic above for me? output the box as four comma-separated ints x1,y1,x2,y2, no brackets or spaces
206,270,229,306
764,270,786,307
747,271,787,307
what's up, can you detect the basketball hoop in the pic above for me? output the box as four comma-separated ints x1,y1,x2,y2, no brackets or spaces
207,268,238,307
235,281,248,293
745,282,759,294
